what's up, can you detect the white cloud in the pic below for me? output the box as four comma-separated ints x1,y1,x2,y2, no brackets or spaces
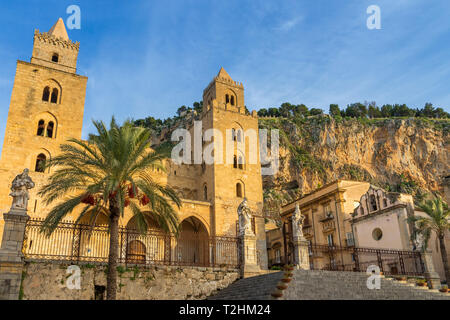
275,16,303,32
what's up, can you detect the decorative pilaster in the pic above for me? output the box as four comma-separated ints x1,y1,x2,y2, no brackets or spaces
422,250,441,289
240,234,260,277
0,210,29,300
293,236,310,270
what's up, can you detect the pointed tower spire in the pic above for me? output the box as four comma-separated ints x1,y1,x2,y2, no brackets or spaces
217,67,232,80
47,18,69,40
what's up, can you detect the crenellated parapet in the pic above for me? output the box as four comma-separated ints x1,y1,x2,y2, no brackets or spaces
33,30,80,51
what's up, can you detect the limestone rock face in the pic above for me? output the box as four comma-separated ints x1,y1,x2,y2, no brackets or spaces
261,117,449,213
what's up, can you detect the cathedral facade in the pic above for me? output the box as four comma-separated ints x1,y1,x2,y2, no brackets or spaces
0,18,268,269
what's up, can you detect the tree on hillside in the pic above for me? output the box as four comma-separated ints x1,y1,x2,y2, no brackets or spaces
279,102,294,117
193,101,203,114
368,105,382,118
381,104,393,118
38,118,181,300
391,104,415,117
257,108,268,117
268,107,280,117
408,195,450,285
329,104,340,117
293,104,309,117
177,105,188,116
134,116,163,132
309,108,323,116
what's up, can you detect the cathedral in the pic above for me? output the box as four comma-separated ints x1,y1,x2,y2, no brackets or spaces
0,18,268,269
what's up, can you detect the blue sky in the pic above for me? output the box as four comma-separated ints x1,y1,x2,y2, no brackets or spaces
0,0,449,146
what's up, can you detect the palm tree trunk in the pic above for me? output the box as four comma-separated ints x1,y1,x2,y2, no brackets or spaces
106,206,120,300
438,234,450,285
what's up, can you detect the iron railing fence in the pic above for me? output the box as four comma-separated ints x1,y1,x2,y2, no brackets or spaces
308,244,425,276
23,218,240,268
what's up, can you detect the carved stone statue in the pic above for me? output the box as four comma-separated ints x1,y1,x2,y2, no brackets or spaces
237,197,254,236
9,169,35,211
291,203,305,239
413,232,426,252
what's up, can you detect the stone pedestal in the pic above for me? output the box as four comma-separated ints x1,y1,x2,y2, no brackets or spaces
293,236,310,270
240,234,261,278
422,250,441,289
0,209,29,300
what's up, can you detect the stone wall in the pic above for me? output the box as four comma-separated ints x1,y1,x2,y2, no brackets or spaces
20,261,239,300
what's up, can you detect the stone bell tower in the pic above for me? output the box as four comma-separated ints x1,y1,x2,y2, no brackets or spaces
0,18,88,215
201,68,267,270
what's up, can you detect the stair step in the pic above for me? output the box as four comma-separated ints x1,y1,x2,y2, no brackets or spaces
207,270,450,300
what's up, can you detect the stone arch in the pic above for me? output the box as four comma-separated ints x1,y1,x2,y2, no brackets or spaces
272,241,282,264
37,119,45,136
42,86,50,102
124,214,166,264
369,194,378,211
33,148,51,173
126,214,161,231
40,79,62,104
231,121,244,143
236,180,245,198
224,88,237,107
78,211,109,225
175,216,210,266
35,153,46,173
237,149,245,170
51,88,59,103
34,112,58,139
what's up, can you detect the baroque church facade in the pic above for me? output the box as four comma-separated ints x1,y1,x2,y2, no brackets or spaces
0,18,268,269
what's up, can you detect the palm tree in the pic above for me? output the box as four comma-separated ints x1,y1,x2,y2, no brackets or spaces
38,117,181,300
408,195,450,284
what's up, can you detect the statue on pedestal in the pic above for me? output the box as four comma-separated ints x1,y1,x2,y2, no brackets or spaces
291,203,305,239
237,197,254,236
9,169,35,211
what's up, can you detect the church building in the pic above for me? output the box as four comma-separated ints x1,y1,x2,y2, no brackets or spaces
0,18,268,270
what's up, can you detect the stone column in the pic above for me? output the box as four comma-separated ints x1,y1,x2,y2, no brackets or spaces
292,236,310,270
240,234,261,278
422,250,441,289
0,208,29,300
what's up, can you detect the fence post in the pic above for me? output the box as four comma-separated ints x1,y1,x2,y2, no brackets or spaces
353,248,360,272
0,169,34,300
164,234,171,265
211,237,216,267
422,250,441,289
119,227,124,264
376,251,384,274
76,225,82,262
398,252,405,274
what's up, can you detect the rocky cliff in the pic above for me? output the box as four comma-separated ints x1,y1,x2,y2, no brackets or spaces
260,116,450,215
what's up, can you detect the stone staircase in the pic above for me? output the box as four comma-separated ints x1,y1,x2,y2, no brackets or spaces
208,272,285,300
208,270,450,300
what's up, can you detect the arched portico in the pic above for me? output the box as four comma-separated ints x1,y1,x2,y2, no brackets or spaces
174,216,209,266
124,214,166,264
